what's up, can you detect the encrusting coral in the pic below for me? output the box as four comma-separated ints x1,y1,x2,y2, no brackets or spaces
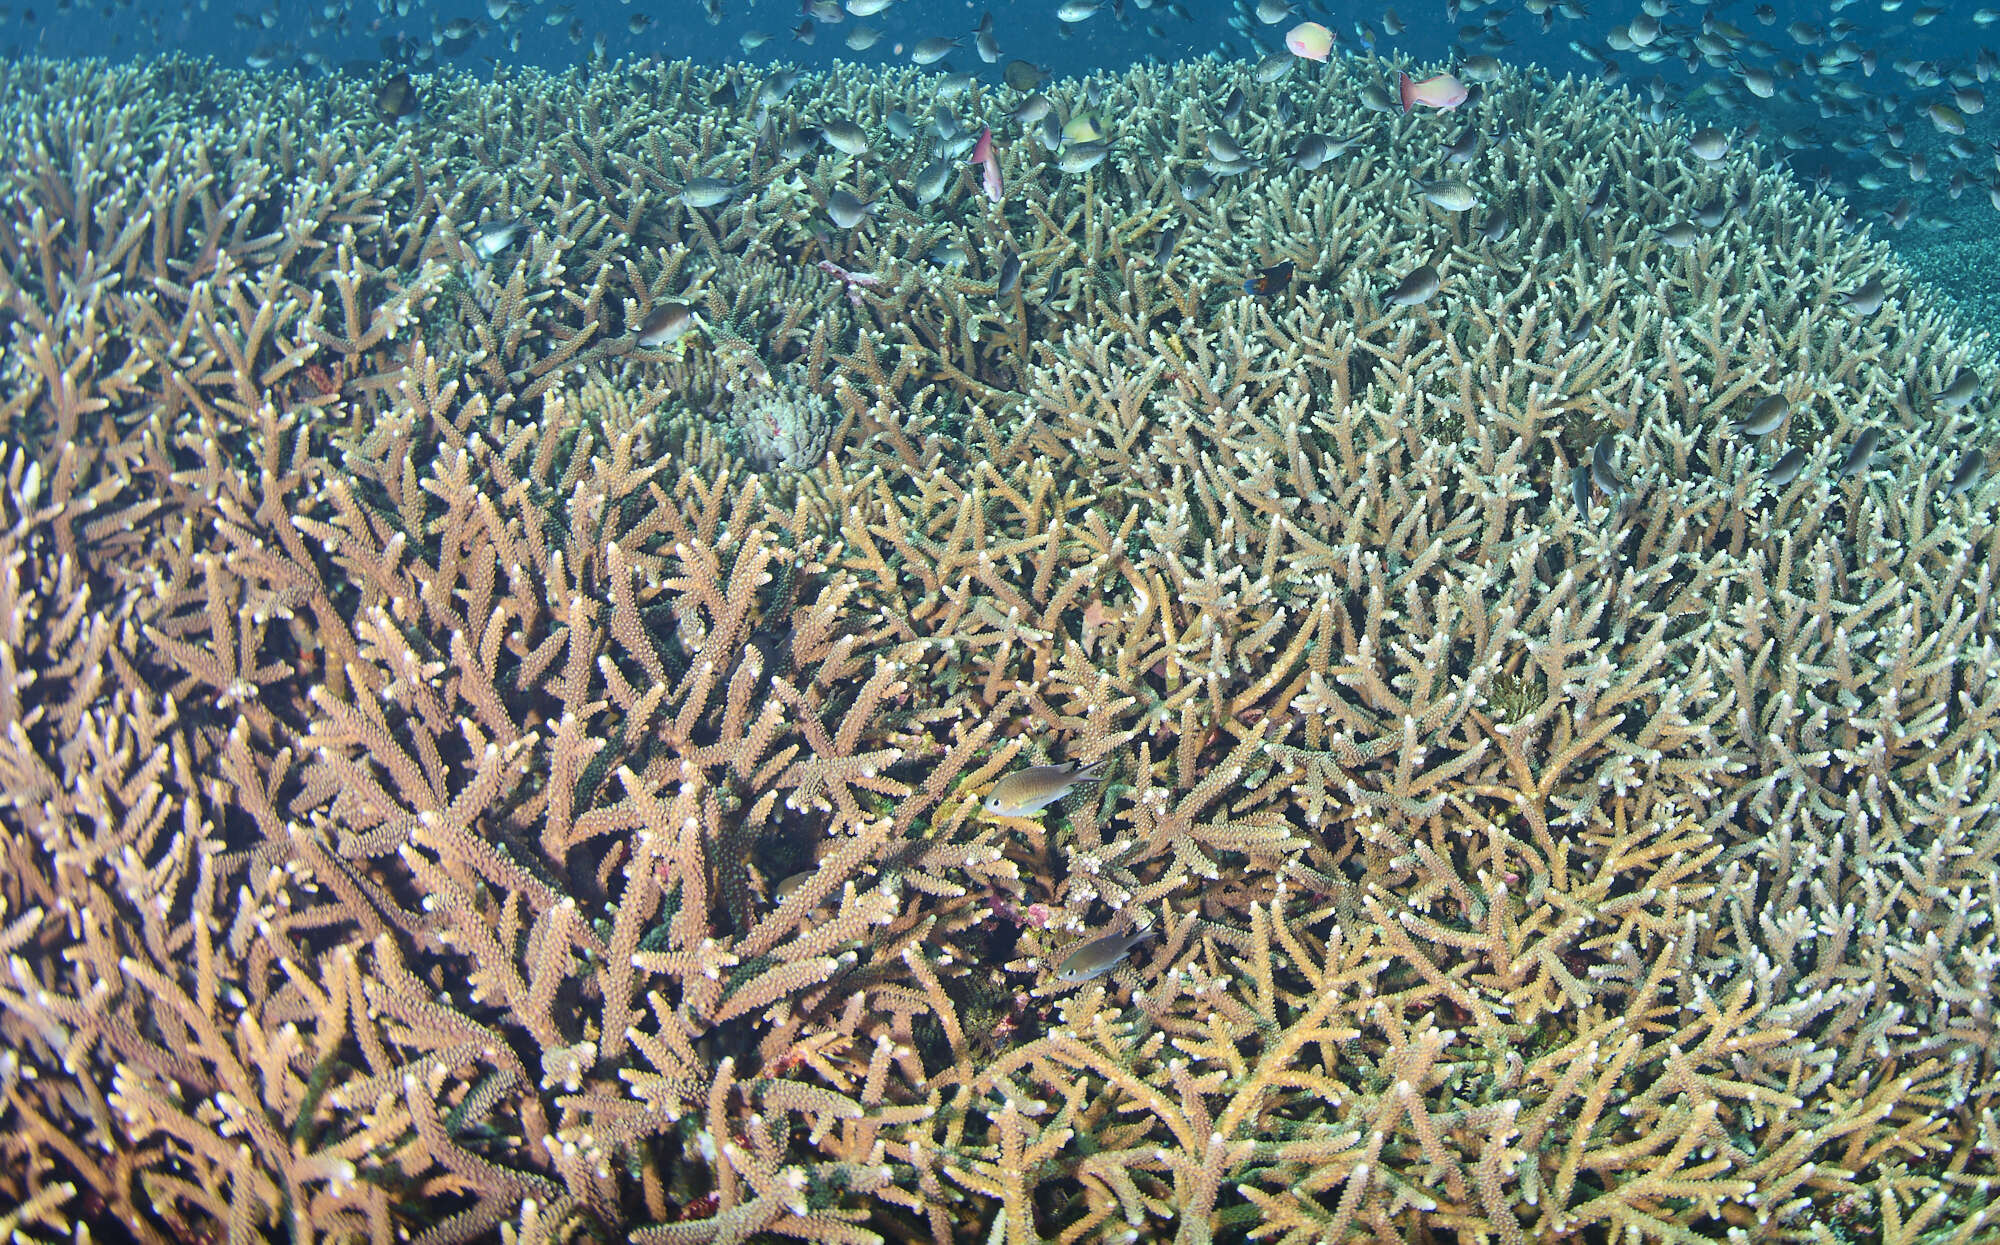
0,44,1997,1244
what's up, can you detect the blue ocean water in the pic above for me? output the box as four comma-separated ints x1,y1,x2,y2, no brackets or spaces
14,0,2000,293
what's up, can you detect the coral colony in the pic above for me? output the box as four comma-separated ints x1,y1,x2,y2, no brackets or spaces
1,46,1998,1244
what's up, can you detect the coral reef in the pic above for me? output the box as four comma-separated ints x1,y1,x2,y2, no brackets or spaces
1,47,1998,1243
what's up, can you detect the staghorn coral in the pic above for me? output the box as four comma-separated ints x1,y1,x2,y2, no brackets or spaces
0,44,1998,1245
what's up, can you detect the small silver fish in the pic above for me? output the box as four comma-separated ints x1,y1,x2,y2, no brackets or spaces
820,119,870,155
983,757,1108,817
1837,427,1879,478
636,301,697,349
679,177,745,208
1386,264,1440,306
1839,276,1886,314
1207,129,1249,164
1057,141,1111,173
912,158,951,205
1655,220,1698,248
1765,445,1807,488
1178,169,1216,201
827,188,878,229
1733,395,1789,438
1939,366,1982,411
1946,449,1987,497
995,248,1021,298
1590,433,1625,496
1007,93,1053,127
1413,176,1477,211
1441,127,1482,163
1055,927,1155,983
1693,196,1731,229
756,69,799,105
1570,461,1593,514
1688,125,1730,161
926,238,969,267
1289,133,1332,171
1254,51,1296,82
469,218,524,259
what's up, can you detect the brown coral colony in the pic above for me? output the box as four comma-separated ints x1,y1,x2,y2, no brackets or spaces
1,42,1998,1245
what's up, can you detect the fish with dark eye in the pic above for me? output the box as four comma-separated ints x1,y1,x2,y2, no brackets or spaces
635,301,698,350
1255,52,1296,83
375,71,419,124
1289,133,1349,171
1441,127,1481,163
1153,224,1180,264
1007,93,1052,127
1207,129,1251,165
1178,169,1216,202
1732,395,1789,438
1055,927,1156,983
1386,264,1440,306
1946,449,1987,497
1244,259,1294,298
911,158,951,205
678,177,746,208
1688,125,1730,161
1655,220,1698,248
925,238,969,267
982,757,1108,817
1581,178,1612,219
468,218,524,260
1570,461,1593,514
1939,366,1982,411
1765,445,1807,488
756,69,799,106
820,119,870,155
994,247,1021,298
1590,433,1625,496
1057,141,1111,173
1838,276,1886,314
826,188,879,229
1413,175,1477,211
1837,428,1878,479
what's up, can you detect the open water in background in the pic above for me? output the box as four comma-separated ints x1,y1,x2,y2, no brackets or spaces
10,0,2000,331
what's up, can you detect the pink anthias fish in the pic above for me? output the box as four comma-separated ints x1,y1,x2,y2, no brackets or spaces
1398,71,1469,112
1284,20,1333,61
971,125,1003,203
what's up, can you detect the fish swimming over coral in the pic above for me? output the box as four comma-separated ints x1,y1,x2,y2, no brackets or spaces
983,758,1108,817
1054,926,1155,982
